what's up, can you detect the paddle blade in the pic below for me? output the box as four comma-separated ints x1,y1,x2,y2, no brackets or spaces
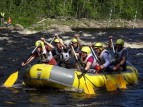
116,74,127,89
84,81,95,95
105,79,117,91
3,71,18,87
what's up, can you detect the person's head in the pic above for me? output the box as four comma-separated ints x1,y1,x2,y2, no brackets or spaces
54,38,63,48
115,39,124,49
81,46,91,58
35,40,44,52
94,42,103,54
71,38,78,47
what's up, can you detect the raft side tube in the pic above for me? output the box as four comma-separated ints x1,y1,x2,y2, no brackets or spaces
23,64,139,89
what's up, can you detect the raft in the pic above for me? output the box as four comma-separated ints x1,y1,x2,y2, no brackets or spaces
23,62,138,90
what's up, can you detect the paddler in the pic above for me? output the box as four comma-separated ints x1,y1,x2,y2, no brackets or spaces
108,36,128,71
22,38,57,66
68,34,82,69
93,42,111,73
52,34,71,68
79,46,99,73
70,34,82,54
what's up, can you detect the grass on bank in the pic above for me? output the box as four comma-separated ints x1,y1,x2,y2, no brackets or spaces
9,15,142,31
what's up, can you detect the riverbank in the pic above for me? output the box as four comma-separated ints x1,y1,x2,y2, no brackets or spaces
28,18,143,32
0,18,143,34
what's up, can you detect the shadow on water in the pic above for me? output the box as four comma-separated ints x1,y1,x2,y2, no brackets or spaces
0,28,143,106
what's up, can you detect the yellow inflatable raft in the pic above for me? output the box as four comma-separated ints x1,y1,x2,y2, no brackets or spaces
23,62,138,90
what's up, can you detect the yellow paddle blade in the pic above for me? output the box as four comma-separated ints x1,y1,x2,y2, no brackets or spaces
3,71,18,87
105,79,117,91
116,74,127,89
84,81,95,95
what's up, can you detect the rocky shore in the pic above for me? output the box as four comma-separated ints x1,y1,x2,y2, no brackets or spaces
0,18,143,35
30,18,143,33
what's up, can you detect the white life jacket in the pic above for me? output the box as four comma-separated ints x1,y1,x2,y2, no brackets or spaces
55,47,70,61
81,53,98,68
99,49,111,65
59,52,70,61
38,46,53,63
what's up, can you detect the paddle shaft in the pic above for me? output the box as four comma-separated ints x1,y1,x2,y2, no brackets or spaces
23,46,39,64
111,39,115,53
50,36,55,44
71,45,82,69
19,46,39,79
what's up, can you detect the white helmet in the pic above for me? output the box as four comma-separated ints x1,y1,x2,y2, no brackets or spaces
60,53,70,61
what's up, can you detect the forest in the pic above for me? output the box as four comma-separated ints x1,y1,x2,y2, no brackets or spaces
0,0,142,27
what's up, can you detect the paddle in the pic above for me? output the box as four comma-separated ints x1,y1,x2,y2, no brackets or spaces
71,45,95,94
3,36,56,88
50,36,55,44
110,38,127,89
2,44,39,87
90,47,117,91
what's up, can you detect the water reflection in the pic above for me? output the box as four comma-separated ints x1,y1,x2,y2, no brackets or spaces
28,92,49,105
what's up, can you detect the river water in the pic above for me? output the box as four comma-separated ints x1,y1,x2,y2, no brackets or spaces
0,28,143,107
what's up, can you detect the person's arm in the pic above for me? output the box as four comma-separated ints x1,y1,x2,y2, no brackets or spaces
41,37,54,49
85,62,92,71
101,53,111,69
120,57,126,66
113,50,127,71
84,56,94,70
120,49,127,66
21,55,35,66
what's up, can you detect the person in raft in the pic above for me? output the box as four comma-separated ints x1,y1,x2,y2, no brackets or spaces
21,38,57,66
70,35,82,55
108,36,128,71
79,46,99,74
68,35,82,69
93,42,111,73
52,34,71,68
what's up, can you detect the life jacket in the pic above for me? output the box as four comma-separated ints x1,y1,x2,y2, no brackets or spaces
99,49,111,65
80,53,98,69
59,52,70,61
114,47,128,71
115,48,128,60
55,47,70,61
37,50,53,63
74,45,80,53
55,47,63,55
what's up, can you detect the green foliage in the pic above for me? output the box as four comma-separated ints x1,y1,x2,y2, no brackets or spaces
0,0,142,27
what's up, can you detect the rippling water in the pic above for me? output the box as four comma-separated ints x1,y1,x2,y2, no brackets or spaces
0,28,143,107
